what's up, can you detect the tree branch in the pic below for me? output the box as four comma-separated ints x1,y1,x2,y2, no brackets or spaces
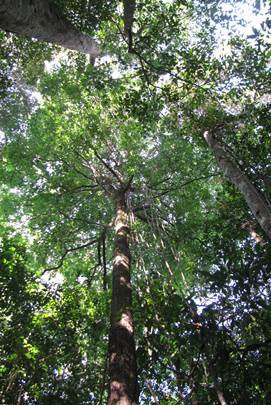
154,173,221,198
92,147,123,184
241,339,271,356
41,238,98,275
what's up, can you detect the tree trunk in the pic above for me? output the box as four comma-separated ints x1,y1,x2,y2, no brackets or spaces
214,383,228,405
209,365,228,405
204,131,271,240
174,358,185,401
108,190,138,404
0,0,99,56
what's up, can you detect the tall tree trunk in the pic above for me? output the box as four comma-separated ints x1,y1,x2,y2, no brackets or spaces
204,131,271,240
0,0,99,56
108,189,138,404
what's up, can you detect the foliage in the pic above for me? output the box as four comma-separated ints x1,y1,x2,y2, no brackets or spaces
0,233,110,403
0,0,270,403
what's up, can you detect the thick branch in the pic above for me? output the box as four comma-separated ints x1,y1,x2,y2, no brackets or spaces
123,0,136,51
92,148,123,184
0,0,100,56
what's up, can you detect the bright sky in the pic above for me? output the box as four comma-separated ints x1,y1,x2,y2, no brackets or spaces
213,0,270,56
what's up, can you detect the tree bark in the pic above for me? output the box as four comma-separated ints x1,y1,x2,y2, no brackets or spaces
108,189,138,404
204,131,271,240
0,0,99,56
214,383,228,405
174,358,185,401
209,364,228,405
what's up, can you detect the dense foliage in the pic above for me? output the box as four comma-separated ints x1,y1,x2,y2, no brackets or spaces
0,0,270,403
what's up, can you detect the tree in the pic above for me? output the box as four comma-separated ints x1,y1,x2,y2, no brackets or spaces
109,186,138,404
204,130,271,240
1,57,214,402
0,0,99,56
0,0,270,403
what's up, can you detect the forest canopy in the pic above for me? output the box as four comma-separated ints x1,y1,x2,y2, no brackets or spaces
0,0,271,403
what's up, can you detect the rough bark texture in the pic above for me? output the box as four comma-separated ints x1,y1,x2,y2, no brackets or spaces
0,0,99,56
204,131,271,240
108,190,138,404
